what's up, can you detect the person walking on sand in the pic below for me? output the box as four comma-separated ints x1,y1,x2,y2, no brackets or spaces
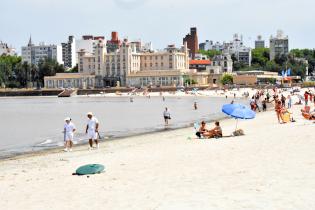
163,107,171,125
304,91,309,106
275,100,284,124
63,117,76,152
287,94,292,109
86,112,100,150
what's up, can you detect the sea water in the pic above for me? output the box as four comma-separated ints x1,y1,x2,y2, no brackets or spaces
0,95,246,158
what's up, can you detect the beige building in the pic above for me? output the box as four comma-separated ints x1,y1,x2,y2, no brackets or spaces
78,39,193,87
44,73,95,89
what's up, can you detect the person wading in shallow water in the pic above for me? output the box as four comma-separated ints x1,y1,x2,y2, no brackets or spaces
86,112,100,150
63,117,76,152
194,102,198,110
163,107,171,126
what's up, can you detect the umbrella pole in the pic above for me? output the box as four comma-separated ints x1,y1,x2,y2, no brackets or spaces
235,119,238,131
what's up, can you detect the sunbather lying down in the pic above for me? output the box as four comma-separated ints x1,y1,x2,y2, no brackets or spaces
302,111,315,120
196,121,222,139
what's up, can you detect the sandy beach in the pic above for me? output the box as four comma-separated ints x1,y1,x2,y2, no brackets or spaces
1,97,315,210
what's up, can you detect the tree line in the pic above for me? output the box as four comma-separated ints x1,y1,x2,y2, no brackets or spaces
0,55,65,88
200,48,315,79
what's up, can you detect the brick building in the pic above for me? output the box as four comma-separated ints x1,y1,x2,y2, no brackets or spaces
183,27,198,59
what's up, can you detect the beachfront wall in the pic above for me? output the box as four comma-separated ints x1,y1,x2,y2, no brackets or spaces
44,73,95,89
233,75,257,85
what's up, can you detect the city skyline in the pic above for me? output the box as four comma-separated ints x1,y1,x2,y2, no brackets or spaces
1,0,314,52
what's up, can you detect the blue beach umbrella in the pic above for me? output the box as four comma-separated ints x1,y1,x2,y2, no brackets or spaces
222,104,256,130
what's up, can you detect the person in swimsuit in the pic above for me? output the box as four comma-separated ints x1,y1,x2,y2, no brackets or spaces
275,100,284,123
203,121,222,138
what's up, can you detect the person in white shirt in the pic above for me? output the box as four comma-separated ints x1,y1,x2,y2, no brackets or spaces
163,107,171,125
86,112,100,150
63,117,76,152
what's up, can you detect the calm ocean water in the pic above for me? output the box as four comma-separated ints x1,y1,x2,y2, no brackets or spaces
0,95,246,158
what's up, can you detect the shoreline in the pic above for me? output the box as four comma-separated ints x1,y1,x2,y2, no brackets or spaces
0,114,230,161
2,104,315,209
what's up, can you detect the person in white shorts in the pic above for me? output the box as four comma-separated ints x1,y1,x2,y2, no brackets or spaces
63,117,76,152
86,112,100,150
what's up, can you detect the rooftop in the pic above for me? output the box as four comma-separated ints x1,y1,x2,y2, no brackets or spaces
189,60,211,65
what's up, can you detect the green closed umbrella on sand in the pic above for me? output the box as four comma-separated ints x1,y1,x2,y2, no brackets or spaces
75,164,105,175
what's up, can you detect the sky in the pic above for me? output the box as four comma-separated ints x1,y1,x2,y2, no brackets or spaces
1,0,314,53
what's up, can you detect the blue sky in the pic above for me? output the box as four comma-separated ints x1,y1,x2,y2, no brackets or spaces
1,0,314,53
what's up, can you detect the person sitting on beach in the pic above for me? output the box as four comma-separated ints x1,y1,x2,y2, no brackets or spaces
196,121,207,138
203,121,223,138
64,117,76,152
295,98,302,105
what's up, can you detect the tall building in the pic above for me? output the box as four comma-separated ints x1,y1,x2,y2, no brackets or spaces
269,30,289,60
199,40,213,51
223,34,252,66
21,36,63,65
61,36,76,69
183,27,198,59
255,35,265,49
78,39,190,87
0,41,16,56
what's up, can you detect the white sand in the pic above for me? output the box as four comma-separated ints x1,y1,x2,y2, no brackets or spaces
1,100,315,210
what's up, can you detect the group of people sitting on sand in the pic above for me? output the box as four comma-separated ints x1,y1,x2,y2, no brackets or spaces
195,121,222,139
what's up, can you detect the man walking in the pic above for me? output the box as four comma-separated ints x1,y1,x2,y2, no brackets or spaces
64,117,76,152
86,112,100,150
163,107,171,126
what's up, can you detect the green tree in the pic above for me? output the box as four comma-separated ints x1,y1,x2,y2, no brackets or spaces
251,48,270,67
38,58,65,85
199,49,221,59
184,78,197,85
220,73,233,85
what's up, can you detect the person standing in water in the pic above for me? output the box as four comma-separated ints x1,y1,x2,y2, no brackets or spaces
163,107,171,125
86,112,100,150
194,102,198,110
63,117,76,152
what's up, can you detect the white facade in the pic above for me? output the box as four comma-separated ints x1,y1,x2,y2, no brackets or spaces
207,54,233,74
0,41,16,56
270,30,289,60
200,34,251,66
21,37,63,65
44,73,95,89
78,39,191,87
76,39,97,55
61,36,76,69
